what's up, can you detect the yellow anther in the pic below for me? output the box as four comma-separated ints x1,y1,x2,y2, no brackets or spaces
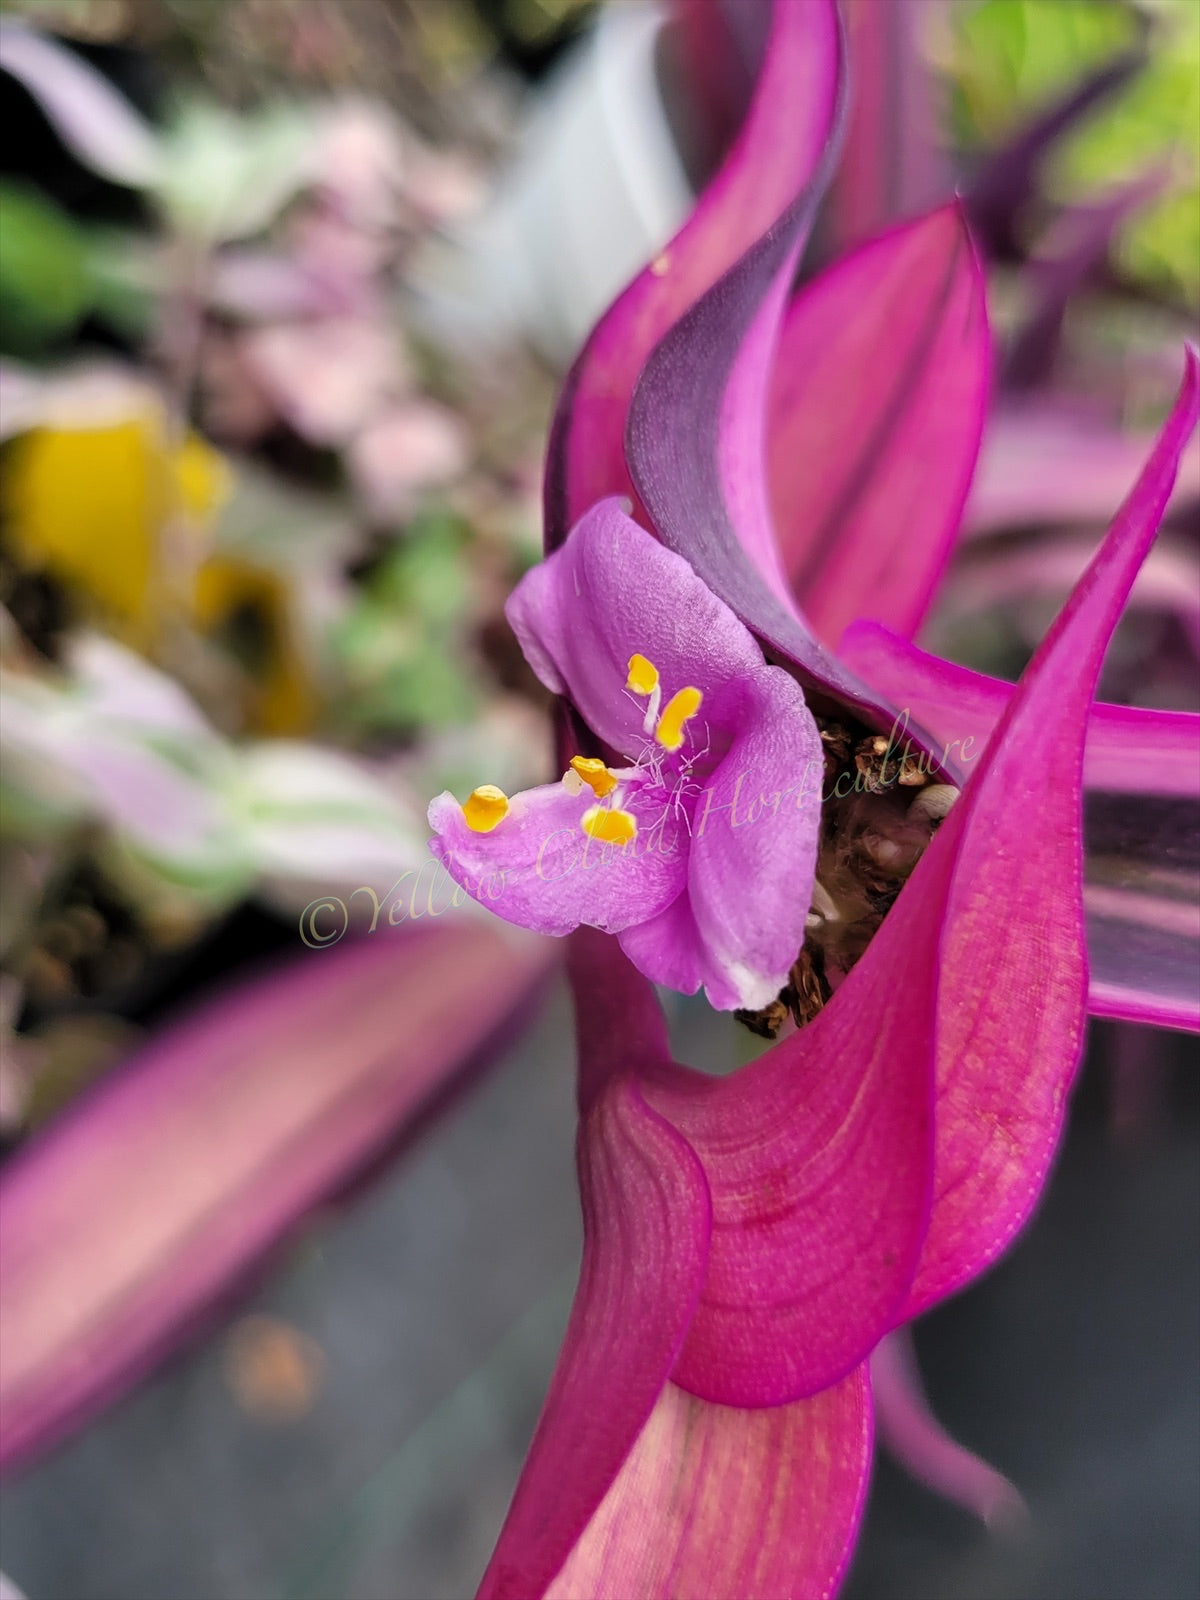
462,785,509,833
582,805,637,844
626,654,660,696
655,686,703,752
569,756,618,799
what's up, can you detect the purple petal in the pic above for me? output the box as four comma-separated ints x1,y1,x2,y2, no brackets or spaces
545,0,842,547
903,347,1200,1313
476,1074,711,1600
620,669,822,1011
428,781,687,938
502,503,825,1006
768,204,991,646
545,1371,871,1600
0,21,160,187
839,621,1200,1031
871,1328,1026,1530
615,895,719,1008
506,500,766,761
0,925,553,1475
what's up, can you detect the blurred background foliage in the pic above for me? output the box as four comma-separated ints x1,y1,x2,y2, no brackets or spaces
945,0,1199,302
0,0,574,1133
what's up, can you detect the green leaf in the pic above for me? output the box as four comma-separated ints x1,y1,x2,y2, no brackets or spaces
951,0,1139,143
951,0,1200,304
0,183,92,350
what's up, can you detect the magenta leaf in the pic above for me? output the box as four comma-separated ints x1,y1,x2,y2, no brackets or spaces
840,624,1200,1032
624,18,956,746
839,622,1200,801
964,401,1200,536
823,0,950,256
0,924,553,1475
768,204,991,646
643,802,948,1404
484,928,871,1600
871,1328,1026,1530
903,348,1200,1312
546,1370,871,1600
546,0,842,548
476,1073,711,1600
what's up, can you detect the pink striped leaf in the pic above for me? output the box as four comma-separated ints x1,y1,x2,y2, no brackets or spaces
546,1371,871,1600
768,205,991,647
546,0,842,547
642,803,946,1404
903,348,1200,1312
0,922,553,1475
476,1072,711,1600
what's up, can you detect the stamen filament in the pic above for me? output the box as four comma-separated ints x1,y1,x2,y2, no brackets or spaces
627,653,662,734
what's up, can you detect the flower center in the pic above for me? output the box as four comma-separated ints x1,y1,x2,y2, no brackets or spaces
735,716,961,1040
457,653,703,843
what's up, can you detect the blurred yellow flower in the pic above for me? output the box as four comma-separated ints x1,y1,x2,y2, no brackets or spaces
3,411,230,642
192,557,317,735
3,405,315,733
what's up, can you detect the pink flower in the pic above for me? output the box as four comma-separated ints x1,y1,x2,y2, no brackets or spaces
430,503,822,1010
